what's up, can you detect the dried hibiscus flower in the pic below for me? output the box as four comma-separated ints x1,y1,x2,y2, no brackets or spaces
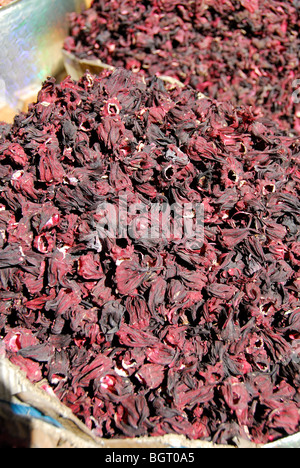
64,0,300,134
0,68,299,446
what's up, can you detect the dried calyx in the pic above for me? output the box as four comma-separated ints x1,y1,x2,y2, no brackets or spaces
0,68,299,445
64,0,300,134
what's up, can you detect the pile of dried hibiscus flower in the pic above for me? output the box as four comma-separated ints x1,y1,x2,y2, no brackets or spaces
0,68,300,445
63,0,300,135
